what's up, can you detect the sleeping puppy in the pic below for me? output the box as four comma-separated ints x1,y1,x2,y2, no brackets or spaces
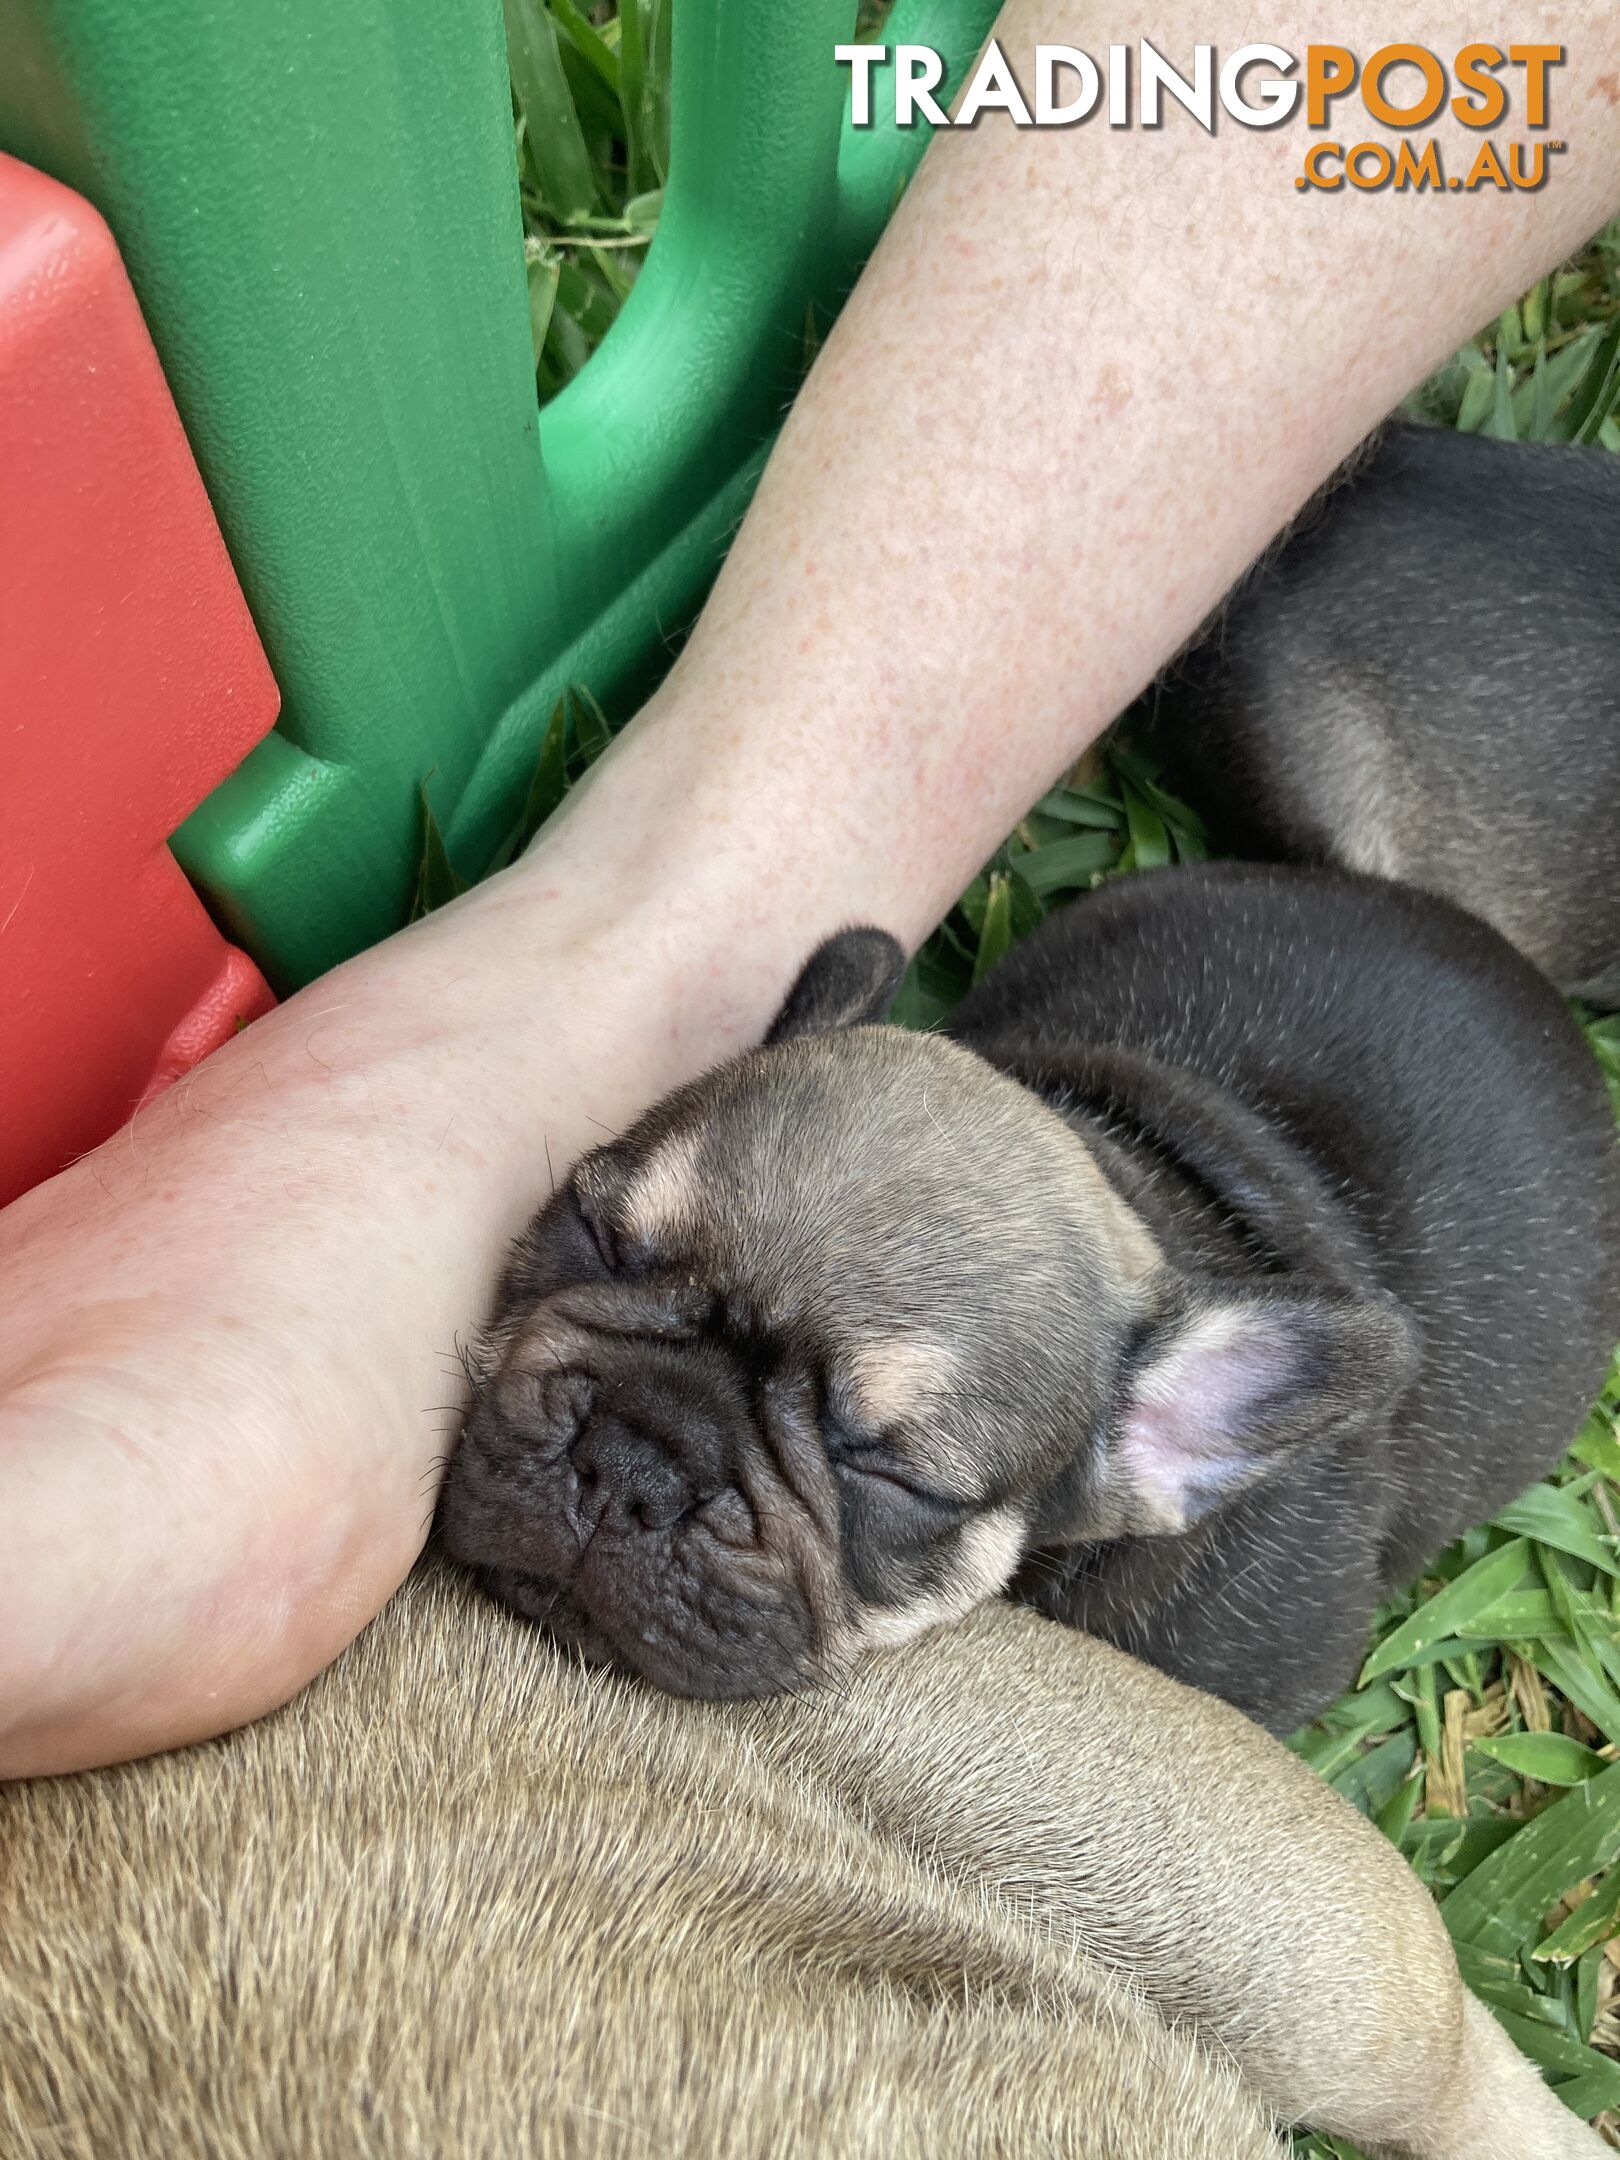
440,864,1620,1732
1137,422,1620,1004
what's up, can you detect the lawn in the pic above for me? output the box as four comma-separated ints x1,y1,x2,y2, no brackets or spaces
491,8,1620,2145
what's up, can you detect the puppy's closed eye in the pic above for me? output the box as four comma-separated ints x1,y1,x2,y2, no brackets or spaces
824,1416,972,1541
844,1468,973,1541
835,1434,1009,1633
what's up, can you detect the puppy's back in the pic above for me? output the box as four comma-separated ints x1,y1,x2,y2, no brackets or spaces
1140,424,1620,1002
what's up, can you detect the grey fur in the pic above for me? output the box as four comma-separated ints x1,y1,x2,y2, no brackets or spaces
1137,422,1620,1004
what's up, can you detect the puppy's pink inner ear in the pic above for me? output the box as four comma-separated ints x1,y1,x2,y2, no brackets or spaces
1117,1306,1307,1536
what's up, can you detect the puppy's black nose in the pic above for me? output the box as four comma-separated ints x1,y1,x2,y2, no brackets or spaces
571,1417,694,1534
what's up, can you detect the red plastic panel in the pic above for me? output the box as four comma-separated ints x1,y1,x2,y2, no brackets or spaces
0,154,279,1208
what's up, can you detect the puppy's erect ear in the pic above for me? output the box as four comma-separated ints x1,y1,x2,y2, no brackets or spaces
1103,1281,1418,1537
765,927,908,1045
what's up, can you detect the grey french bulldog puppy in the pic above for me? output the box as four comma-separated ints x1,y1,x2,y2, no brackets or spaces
1137,421,1620,1005
440,863,1620,1732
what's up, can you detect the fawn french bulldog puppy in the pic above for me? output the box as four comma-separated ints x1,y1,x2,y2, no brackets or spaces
0,1563,1603,2159
440,863,1620,1733
1138,422,1620,1004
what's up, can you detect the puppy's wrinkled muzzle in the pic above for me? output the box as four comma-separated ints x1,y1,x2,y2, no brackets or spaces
438,1307,842,1700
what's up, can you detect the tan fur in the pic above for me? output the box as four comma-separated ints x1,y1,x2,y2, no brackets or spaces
1071,1138,1164,1285
854,1504,1026,1651
846,1333,958,1430
626,1026,1161,1336
825,1028,1163,1291
0,1566,1600,2160
615,1127,705,1247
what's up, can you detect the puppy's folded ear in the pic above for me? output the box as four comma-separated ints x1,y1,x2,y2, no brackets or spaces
765,927,908,1045
1103,1280,1419,1537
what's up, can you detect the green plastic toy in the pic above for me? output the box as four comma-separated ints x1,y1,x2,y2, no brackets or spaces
0,0,998,987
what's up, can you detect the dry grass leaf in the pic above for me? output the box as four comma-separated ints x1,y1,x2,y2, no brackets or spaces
1511,1652,1556,1734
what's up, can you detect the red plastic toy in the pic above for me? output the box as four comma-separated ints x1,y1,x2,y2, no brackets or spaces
0,155,279,1208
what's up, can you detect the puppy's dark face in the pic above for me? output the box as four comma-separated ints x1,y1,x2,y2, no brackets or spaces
439,1023,1157,1699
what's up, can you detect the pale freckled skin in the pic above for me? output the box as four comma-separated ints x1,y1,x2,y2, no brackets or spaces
1,2,1618,1773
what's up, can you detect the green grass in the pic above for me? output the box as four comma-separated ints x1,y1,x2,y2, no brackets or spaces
504,0,898,399
480,14,1620,2140
1291,1358,1620,2154
504,0,669,401
1404,224,1620,448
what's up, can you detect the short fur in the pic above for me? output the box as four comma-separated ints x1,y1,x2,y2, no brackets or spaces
1136,421,1620,1004
442,864,1619,1732
0,1565,1601,2158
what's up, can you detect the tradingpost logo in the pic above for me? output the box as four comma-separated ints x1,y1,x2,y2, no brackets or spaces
836,41,1566,193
